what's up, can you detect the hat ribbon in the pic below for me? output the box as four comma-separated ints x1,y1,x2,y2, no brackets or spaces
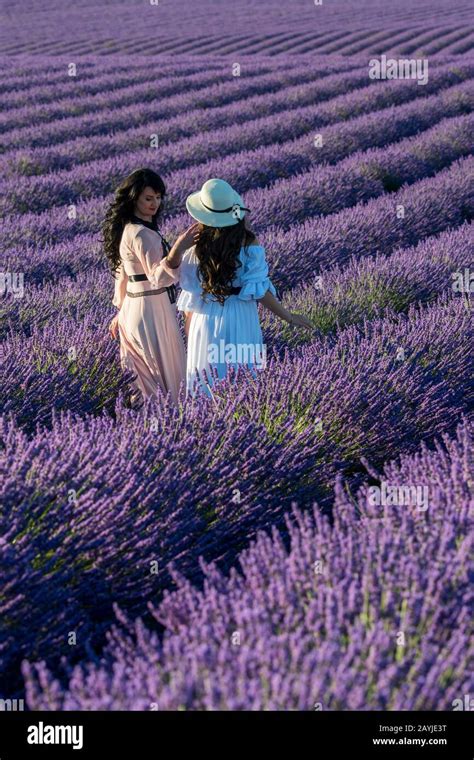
201,200,250,215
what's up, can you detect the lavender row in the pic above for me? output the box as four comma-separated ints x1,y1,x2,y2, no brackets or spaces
261,223,473,351
3,101,472,254
0,59,278,110
0,309,131,431
243,111,474,230
222,295,473,455
2,76,472,218
0,57,354,137
0,56,222,94
1,296,472,697
0,51,365,91
4,61,471,179
259,155,474,291
0,59,362,151
1,67,386,175
0,65,282,131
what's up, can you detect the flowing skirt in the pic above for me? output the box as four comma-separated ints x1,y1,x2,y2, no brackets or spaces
186,296,266,398
118,291,186,406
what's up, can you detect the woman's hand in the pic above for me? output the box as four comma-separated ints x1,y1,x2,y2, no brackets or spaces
109,314,119,339
288,313,316,332
175,222,201,253
257,291,318,334
166,223,201,268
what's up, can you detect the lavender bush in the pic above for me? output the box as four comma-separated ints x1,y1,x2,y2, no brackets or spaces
1,296,472,697
21,418,473,710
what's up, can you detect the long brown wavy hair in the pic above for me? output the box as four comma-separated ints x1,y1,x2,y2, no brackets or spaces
195,219,257,305
101,168,166,275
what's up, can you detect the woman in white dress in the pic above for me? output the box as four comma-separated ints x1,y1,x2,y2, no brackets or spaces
175,178,314,397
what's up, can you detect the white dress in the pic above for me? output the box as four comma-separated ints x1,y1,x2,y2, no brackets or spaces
176,244,277,397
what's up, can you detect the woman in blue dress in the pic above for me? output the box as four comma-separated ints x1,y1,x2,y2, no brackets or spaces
176,178,315,397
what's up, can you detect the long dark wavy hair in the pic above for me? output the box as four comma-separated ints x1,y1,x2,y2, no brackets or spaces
195,218,257,305
102,168,166,275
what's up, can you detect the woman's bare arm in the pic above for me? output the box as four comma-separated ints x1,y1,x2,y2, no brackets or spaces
165,223,201,268
184,311,193,337
257,289,314,331
242,236,314,331
257,290,293,322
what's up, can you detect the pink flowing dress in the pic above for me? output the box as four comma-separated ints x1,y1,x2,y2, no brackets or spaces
112,221,186,406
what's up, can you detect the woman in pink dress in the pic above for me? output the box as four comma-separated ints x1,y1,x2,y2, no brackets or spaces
103,168,199,408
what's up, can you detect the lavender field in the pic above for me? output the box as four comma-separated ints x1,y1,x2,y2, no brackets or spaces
1,0,473,711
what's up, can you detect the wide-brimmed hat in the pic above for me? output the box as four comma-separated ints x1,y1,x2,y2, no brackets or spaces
186,178,250,228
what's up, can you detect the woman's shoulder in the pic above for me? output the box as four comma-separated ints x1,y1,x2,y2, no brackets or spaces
239,240,265,261
123,221,145,238
124,220,160,234
128,221,154,235
124,223,160,248
241,235,263,248
243,234,262,246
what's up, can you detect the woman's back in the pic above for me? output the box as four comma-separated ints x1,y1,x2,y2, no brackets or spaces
177,243,275,314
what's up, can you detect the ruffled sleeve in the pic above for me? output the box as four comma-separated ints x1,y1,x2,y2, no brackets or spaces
112,261,128,309
238,245,277,301
134,228,180,288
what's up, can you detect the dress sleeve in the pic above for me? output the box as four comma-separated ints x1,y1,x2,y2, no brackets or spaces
176,248,206,313
112,262,128,309
134,228,181,288
238,245,277,301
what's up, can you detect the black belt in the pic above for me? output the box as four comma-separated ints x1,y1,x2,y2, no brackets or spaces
128,274,148,282
128,274,176,303
207,286,242,296
126,287,168,298
129,275,240,298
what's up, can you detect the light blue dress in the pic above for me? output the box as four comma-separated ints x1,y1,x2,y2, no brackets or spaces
177,243,277,397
